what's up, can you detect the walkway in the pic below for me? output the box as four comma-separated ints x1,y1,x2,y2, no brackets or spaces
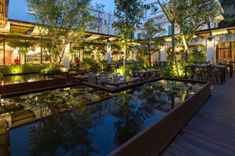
162,76,235,156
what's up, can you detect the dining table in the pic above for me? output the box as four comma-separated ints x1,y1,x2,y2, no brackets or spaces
102,77,142,87
185,64,226,84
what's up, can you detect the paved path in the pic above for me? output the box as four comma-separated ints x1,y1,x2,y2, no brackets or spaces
162,76,235,156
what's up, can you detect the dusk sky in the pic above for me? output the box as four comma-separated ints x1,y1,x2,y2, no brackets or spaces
91,0,157,13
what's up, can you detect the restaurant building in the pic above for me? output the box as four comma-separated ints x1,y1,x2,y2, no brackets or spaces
0,0,235,66
136,1,235,64
0,0,117,66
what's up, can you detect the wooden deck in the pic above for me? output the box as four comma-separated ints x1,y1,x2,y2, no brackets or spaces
162,76,235,156
0,121,8,156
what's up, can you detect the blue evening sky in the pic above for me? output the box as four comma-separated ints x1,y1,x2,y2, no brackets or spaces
91,0,157,13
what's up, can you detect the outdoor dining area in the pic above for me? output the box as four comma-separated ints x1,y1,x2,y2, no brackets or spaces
72,66,160,89
184,62,233,84
0,0,235,155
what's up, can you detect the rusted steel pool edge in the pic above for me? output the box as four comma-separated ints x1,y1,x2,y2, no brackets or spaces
108,81,211,156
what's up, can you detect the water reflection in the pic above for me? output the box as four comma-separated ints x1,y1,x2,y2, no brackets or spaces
31,104,97,156
6,80,204,156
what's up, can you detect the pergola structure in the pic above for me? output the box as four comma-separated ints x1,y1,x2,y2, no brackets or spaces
0,19,123,65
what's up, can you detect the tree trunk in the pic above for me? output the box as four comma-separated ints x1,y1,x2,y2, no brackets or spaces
172,21,180,77
171,22,175,61
179,25,190,61
24,53,26,64
123,38,127,72
58,44,67,64
181,34,189,61
148,43,151,67
207,22,211,29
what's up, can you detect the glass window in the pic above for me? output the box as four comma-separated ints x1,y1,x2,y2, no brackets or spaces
137,33,142,39
168,25,172,35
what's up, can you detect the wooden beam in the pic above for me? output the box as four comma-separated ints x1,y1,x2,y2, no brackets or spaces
3,40,5,65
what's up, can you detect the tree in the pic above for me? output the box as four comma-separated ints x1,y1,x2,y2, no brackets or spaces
158,0,222,76
27,0,91,64
141,19,165,67
92,3,105,33
157,0,181,76
178,0,222,47
113,0,146,71
220,0,235,27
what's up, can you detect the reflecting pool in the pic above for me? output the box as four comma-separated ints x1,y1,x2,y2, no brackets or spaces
1,80,204,156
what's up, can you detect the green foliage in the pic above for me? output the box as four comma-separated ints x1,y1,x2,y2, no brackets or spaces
8,40,35,54
40,64,65,75
113,0,146,69
27,0,91,64
0,64,50,75
113,0,145,38
142,19,166,40
160,63,175,77
8,40,35,48
81,59,101,72
220,0,235,27
158,0,222,65
140,19,166,66
159,0,222,33
187,47,206,64
0,107,5,114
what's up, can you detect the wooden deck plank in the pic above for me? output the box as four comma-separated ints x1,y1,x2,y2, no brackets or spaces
181,132,235,155
0,121,8,156
162,75,235,156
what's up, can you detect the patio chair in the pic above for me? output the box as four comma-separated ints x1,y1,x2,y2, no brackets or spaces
189,67,203,80
204,66,219,83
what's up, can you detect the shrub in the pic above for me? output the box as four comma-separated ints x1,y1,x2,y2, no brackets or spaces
40,64,65,75
0,64,50,75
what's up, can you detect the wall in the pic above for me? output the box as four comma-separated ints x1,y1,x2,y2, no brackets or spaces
8,0,35,23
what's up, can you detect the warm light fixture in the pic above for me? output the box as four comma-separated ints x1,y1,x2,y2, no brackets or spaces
211,29,228,36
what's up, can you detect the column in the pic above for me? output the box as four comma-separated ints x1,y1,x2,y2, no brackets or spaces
106,41,112,63
206,37,216,63
160,45,167,62
3,40,5,65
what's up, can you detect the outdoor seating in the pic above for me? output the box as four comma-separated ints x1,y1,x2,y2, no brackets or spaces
185,64,226,84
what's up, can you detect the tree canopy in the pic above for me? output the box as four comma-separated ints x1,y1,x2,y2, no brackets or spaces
140,19,165,66
113,0,146,69
27,0,91,64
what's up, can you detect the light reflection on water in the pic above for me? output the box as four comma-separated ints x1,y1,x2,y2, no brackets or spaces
2,80,204,156
0,74,53,85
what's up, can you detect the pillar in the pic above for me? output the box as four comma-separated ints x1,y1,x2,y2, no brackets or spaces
3,40,5,65
206,37,216,63
106,41,112,63
160,45,167,62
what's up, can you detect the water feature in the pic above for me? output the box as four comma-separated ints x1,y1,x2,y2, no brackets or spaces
1,80,204,156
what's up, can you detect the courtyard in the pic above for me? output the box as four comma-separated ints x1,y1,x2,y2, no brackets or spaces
0,0,235,156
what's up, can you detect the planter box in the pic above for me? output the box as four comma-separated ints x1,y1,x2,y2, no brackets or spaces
109,80,211,156
0,78,68,95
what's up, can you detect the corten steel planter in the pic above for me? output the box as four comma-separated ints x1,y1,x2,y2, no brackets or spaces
0,78,68,95
109,80,211,156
